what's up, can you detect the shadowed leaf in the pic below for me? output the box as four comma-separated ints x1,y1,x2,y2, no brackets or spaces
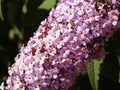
13,25,23,40
0,0,4,21
117,56,120,83
7,1,19,25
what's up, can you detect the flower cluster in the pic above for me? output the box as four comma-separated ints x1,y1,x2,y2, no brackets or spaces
106,0,120,5
0,0,120,90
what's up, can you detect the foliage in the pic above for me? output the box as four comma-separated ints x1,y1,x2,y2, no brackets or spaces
0,0,120,90
0,0,4,21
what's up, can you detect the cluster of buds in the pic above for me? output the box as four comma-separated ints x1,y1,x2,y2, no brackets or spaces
0,0,120,90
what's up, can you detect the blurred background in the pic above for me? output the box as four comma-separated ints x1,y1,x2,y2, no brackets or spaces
0,0,120,90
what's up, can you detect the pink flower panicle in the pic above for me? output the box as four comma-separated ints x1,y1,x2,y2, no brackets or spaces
0,0,120,90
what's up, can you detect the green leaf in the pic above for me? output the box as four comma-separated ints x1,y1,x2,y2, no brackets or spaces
117,56,120,83
38,0,57,10
13,25,23,40
87,60,103,90
9,26,23,40
0,0,4,21
22,0,28,14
